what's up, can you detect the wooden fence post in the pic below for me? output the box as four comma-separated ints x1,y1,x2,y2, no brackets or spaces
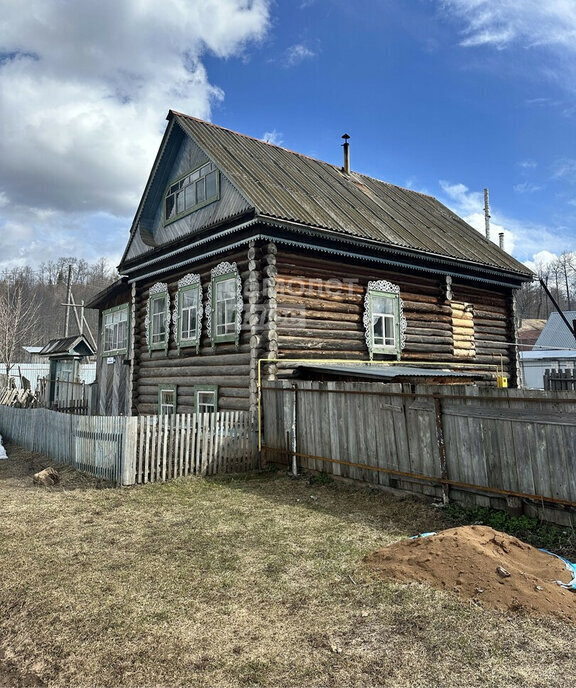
433,394,450,504
121,416,138,486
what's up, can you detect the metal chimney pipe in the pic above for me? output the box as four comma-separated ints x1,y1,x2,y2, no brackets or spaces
342,134,350,174
499,232,504,250
484,188,491,240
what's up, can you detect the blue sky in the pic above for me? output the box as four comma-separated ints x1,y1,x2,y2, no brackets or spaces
1,0,575,272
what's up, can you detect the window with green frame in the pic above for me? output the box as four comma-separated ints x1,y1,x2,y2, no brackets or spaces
158,384,177,415
102,304,129,355
363,280,405,359
174,274,202,351
164,162,219,224
208,262,242,345
194,385,218,415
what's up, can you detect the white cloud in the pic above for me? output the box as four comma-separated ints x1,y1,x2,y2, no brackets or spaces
553,158,576,183
524,250,559,273
439,181,515,252
0,0,270,267
262,130,284,146
513,182,544,194
284,43,316,66
440,0,576,51
437,179,574,262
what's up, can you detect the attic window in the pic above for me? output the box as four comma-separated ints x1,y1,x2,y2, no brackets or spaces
164,162,219,224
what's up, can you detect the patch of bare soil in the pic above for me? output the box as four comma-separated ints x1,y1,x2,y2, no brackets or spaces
364,525,576,621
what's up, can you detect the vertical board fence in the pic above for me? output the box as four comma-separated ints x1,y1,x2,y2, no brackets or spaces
261,381,576,525
0,406,134,483
0,407,256,485
544,368,576,391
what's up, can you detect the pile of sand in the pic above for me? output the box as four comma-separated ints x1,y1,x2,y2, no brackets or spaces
364,525,576,620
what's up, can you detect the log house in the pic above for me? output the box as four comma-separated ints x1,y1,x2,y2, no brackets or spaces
87,111,533,417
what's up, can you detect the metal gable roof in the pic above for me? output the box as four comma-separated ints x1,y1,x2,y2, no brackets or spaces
39,335,95,358
173,112,532,279
535,311,576,350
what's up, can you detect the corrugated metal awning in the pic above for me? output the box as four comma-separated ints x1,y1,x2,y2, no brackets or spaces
293,364,490,381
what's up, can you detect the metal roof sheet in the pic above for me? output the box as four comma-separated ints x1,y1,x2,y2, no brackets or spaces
534,311,576,350
39,335,94,357
174,113,532,278
294,364,488,380
520,350,576,360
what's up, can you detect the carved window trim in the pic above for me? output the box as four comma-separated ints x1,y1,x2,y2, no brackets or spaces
207,261,243,347
173,273,203,353
145,282,170,353
363,280,406,360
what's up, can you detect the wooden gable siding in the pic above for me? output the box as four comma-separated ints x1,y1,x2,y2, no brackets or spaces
272,249,516,374
125,136,253,264
131,248,260,415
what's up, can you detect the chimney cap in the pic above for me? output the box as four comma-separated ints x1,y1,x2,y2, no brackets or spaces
341,133,350,141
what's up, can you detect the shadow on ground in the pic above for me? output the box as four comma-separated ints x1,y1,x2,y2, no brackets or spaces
0,442,116,491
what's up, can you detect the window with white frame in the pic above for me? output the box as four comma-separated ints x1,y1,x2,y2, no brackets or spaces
208,262,242,345
363,280,406,359
158,385,176,415
145,283,170,352
215,277,237,338
102,304,129,355
173,274,203,351
195,385,217,415
164,162,219,224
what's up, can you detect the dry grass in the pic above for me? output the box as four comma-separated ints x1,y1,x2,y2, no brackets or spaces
1,443,575,687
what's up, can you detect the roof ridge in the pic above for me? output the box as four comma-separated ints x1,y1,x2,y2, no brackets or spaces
170,110,348,172
171,111,440,201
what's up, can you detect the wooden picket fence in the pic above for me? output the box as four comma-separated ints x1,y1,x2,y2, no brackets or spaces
134,411,255,483
0,406,257,485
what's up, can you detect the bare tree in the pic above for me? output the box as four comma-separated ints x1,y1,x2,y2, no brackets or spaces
0,282,40,384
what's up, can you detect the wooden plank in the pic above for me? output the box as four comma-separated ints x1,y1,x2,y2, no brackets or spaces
173,413,181,478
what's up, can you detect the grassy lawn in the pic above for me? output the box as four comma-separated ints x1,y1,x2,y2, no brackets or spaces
1,443,575,687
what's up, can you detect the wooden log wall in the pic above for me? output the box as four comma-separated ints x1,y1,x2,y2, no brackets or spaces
451,282,515,375
132,248,253,415
274,249,517,378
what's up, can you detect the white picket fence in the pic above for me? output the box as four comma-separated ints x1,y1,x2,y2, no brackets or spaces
0,406,257,485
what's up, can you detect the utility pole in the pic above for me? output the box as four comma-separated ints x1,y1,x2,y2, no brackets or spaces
64,264,72,337
484,188,491,241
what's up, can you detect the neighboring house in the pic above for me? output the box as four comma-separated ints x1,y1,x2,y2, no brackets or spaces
87,111,533,417
519,311,576,388
517,319,546,351
39,335,96,406
21,346,48,364
533,311,576,351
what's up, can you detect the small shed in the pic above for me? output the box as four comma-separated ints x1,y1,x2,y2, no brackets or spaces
39,335,95,408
